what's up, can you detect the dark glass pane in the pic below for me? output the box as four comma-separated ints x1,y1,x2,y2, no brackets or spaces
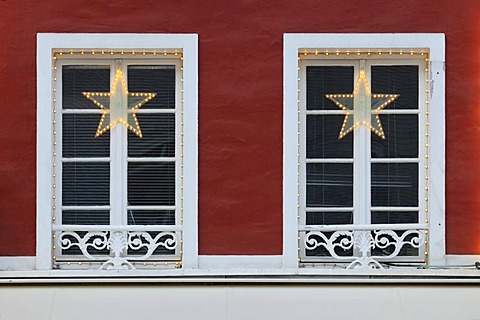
128,114,175,157
306,211,353,225
63,114,110,158
307,115,353,158
371,114,418,158
306,66,354,110
128,65,175,109
371,211,419,224
127,210,175,225
62,162,110,206
371,65,419,109
62,210,110,225
306,163,353,207
371,163,418,207
128,162,175,206
62,65,110,109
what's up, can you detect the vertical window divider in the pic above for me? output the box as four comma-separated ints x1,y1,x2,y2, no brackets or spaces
352,61,366,226
110,59,126,226
365,61,372,226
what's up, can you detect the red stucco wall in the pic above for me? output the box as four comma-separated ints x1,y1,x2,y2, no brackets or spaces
0,0,479,256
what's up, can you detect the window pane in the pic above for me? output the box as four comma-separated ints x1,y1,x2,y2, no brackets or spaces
371,114,418,158
63,162,110,206
62,65,110,109
306,163,353,207
63,114,110,158
128,162,175,206
62,210,110,225
306,211,353,225
306,66,354,110
127,210,175,225
371,65,419,109
371,211,419,224
307,115,353,158
128,65,175,109
371,163,418,207
128,114,175,157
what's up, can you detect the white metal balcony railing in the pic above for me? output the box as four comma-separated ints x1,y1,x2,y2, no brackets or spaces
299,223,428,269
52,225,182,270
51,224,426,271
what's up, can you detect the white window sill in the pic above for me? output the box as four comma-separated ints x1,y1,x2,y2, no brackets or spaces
1,258,480,284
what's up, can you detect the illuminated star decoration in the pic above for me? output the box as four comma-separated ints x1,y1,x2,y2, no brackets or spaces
83,67,156,138
325,68,399,139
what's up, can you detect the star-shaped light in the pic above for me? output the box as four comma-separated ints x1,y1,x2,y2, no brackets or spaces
83,67,156,138
325,68,399,139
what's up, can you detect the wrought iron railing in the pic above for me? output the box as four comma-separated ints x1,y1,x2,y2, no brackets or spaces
299,223,428,269
52,225,181,270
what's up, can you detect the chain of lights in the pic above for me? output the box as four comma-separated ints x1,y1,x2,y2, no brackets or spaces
424,54,431,265
299,49,429,57
55,49,183,57
179,55,185,266
297,49,431,265
51,54,58,264
296,59,302,263
51,49,184,269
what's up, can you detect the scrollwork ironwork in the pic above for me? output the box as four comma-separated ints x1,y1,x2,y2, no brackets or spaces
56,229,179,270
303,227,426,269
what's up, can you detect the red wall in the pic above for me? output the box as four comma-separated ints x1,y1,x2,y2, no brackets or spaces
0,0,479,256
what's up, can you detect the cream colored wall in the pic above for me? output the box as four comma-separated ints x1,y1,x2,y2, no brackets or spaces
0,284,478,320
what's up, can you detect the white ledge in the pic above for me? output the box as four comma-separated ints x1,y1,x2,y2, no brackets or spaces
1,268,480,284
0,257,36,271
2,255,480,283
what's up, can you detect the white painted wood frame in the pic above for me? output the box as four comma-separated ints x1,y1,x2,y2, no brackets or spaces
283,33,445,268
37,33,199,270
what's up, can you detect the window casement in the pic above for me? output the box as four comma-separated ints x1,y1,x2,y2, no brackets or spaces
37,34,198,270
283,34,445,270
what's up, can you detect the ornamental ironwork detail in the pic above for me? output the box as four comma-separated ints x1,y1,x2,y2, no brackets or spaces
301,224,427,269
53,225,180,270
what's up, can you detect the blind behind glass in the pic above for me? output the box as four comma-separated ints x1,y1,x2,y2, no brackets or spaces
128,65,175,109
127,65,177,228
62,65,110,109
306,66,354,110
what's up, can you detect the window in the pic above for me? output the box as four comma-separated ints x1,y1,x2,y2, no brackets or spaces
283,34,445,269
37,34,198,270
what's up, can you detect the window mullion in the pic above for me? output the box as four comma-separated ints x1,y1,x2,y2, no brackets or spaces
114,127,127,226
354,125,370,225
365,63,372,225
352,61,370,225
109,59,128,226
120,60,128,226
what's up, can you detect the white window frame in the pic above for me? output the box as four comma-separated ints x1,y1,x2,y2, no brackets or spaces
283,33,445,268
36,33,198,270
